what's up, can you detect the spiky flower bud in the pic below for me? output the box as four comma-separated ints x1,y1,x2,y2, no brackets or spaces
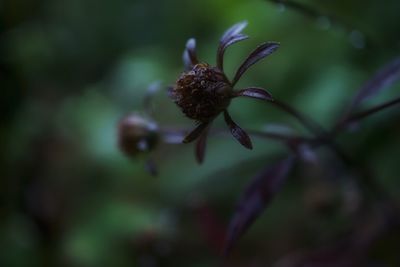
171,63,232,122
118,114,159,157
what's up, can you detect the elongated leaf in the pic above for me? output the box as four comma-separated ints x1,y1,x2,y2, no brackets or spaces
349,57,400,111
223,110,253,149
183,38,198,70
233,87,273,101
224,157,294,255
232,42,280,86
195,126,210,164
183,122,209,143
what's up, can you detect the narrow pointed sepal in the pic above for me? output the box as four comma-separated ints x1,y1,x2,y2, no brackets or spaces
217,21,249,70
232,42,280,86
183,38,198,70
233,87,273,101
183,122,210,144
221,21,248,42
224,110,253,150
195,127,210,164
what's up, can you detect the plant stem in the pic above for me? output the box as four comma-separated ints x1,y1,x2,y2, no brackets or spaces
270,99,327,136
160,127,308,144
336,96,400,131
269,99,397,210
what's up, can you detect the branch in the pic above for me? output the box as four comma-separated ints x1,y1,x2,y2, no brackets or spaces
342,96,400,126
270,99,327,136
332,96,400,135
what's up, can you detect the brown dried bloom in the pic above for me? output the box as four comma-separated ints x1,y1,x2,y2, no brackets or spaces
174,63,232,122
170,21,280,163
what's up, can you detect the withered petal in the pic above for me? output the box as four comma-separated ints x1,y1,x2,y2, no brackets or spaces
183,122,210,143
232,42,280,86
224,110,253,149
195,125,210,164
183,38,198,70
233,87,274,101
221,21,248,43
217,21,248,71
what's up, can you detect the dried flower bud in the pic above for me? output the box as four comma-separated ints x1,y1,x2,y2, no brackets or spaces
118,114,159,157
169,22,279,154
171,63,232,122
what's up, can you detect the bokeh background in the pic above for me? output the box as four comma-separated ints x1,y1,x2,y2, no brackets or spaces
1,0,400,266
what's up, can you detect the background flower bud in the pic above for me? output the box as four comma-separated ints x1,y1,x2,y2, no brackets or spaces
118,114,159,157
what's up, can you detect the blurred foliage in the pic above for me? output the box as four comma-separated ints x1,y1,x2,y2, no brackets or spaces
1,0,400,266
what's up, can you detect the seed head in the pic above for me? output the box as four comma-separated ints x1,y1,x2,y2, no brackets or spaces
118,114,159,157
171,63,232,122
169,21,279,158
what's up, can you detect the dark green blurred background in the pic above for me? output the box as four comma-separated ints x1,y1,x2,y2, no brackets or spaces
1,0,400,266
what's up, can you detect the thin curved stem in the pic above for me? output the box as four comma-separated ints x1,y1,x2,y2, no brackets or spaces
270,99,328,136
247,129,306,142
334,96,400,133
159,127,309,144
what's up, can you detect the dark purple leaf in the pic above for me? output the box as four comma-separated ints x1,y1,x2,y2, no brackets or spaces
232,42,280,86
349,57,400,112
224,157,294,255
195,126,210,164
217,21,249,70
217,34,249,71
183,122,210,143
223,110,253,150
233,87,274,101
183,38,198,70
